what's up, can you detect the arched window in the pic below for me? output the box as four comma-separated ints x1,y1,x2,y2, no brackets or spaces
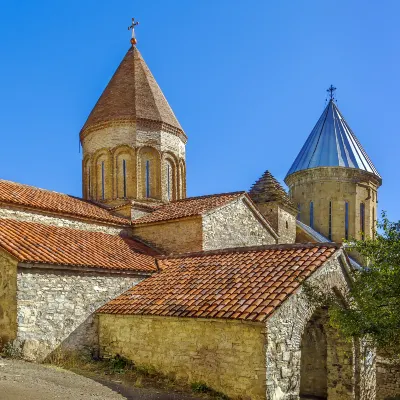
310,201,314,229
87,166,91,199
345,202,349,240
372,207,375,239
328,201,332,240
122,159,127,198
101,161,105,200
145,160,150,198
360,203,365,240
167,162,171,200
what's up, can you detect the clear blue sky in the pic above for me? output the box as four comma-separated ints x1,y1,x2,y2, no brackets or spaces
1,1,399,220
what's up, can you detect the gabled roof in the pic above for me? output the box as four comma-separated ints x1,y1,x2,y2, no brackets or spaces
132,192,245,225
80,46,185,139
0,218,157,272
286,99,380,179
0,179,129,226
249,170,296,210
98,243,339,321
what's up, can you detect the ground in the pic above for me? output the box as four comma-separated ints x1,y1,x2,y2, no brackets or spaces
0,359,203,400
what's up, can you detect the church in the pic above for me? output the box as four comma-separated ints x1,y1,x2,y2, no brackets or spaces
0,23,394,400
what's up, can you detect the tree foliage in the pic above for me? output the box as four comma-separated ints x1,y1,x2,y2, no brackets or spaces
306,212,400,359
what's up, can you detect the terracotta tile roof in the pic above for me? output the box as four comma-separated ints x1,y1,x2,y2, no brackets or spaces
98,243,339,321
80,46,185,139
0,218,157,272
0,179,129,226
132,192,245,225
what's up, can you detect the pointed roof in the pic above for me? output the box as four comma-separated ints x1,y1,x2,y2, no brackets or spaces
285,99,380,179
80,46,185,139
249,170,296,209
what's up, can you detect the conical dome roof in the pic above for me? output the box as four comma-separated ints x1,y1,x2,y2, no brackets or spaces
286,99,380,179
80,46,185,139
249,170,295,209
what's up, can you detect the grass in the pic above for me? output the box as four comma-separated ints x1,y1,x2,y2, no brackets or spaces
43,349,229,399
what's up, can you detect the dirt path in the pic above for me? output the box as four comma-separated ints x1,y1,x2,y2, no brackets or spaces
0,359,202,400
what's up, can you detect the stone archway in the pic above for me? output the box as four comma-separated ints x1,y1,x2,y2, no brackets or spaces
300,310,328,399
299,308,354,400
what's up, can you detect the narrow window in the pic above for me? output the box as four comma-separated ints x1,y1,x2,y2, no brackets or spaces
145,160,150,198
328,201,332,240
372,207,375,239
360,203,365,240
310,201,314,229
345,202,349,240
87,166,91,199
122,159,127,198
167,163,171,201
297,203,301,221
101,161,105,200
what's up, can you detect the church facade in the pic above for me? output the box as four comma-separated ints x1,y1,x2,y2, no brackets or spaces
0,29,396,400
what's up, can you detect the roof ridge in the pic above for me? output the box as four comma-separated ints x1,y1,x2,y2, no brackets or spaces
157,242,340,260
0,179,72,197
169,191,245,204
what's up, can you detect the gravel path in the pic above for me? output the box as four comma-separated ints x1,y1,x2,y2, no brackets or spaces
0,359,202,400
0,358,124,399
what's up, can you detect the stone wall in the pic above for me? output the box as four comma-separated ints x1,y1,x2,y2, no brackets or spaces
202,197,277,251
0,251,18,345
265,252,376,400
98,315,267,400
256,202,296,244
0,205,125,235
16,266,143,361
133,217,203,255
285,167,381,242
376,359,400,400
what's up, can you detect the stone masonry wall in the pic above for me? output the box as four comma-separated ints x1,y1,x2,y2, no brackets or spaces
376,359,400,400
16,267,143,361
0,251,18,345
133,217,203,255
202,197,277,251
286,167,380,242
265,252,376,400
0,206,126,235
98,315,267,400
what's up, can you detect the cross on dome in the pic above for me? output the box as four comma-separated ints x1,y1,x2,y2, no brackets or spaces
128,18,139,46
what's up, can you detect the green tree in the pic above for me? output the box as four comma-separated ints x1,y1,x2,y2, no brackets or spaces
306,212,400,359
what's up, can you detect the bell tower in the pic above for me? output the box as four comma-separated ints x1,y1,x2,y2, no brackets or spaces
285,88,382,242
80,20,187,208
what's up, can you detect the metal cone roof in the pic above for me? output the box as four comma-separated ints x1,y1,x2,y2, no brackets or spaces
286,100,380,178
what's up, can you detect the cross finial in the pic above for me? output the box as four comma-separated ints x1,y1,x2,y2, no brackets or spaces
327,84,337,100
128,18,139,46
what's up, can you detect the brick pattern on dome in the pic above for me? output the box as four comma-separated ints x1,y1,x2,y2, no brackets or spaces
249,170,295,209
0,218,157,272
132,192,245,225
0,180,129,225
98,243,339,321
80,46,184,138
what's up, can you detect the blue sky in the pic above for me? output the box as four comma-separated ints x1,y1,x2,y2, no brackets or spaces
1,1,399,220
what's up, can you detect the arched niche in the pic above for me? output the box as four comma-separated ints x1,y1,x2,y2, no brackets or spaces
82,155,92,200
162,152,178,201
93,149,112,201
113,146,136,199
137,146,161,200
178,159,186,199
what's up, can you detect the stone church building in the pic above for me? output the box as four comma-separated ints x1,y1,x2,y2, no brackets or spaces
0,29,396,400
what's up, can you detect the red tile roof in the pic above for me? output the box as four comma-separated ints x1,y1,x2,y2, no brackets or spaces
0,180,129,226
0,218,157,272
98,243,339,321
132,192,245,225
